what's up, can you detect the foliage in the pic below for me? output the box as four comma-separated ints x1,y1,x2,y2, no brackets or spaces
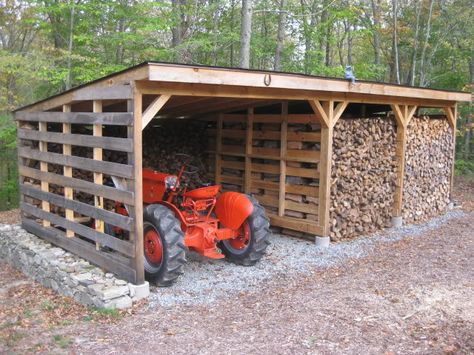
455,159,474,176
0,114,19,210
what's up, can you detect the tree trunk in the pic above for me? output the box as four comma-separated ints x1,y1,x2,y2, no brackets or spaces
407,2,421,86
322,4,331,67
371,0,381,65
171,0,183,62
239,0,253,68
346,22,353,66
391,0,400,84
419,0,434,87
465,48,474,159
230,0,236,66
274,0,286,71
65,0,75,90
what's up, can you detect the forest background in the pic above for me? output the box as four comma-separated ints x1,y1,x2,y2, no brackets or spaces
0,0,473,210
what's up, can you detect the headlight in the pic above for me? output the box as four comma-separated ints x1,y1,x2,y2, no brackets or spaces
165,175,179,190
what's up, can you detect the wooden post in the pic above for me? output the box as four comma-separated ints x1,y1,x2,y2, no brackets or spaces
278,102,288,216
132,86,145,285
93,100,104,249
244,108,253,193
443,104,457,200
63,104,74,236
38,118,50,227
391,104,417,219
215,114,223,185
309,99,348,237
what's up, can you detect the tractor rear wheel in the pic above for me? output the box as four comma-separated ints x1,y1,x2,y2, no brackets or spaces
143,204,186,286
220,195,271,266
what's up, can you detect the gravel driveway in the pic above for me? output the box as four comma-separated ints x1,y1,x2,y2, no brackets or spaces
71,210,473,354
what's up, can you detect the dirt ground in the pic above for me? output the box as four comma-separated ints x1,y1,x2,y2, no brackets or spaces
0,177,473,354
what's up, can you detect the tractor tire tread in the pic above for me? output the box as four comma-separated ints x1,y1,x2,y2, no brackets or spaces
222,194,271,266
144,204,186,287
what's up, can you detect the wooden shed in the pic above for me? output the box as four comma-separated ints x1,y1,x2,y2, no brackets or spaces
14,62,471,285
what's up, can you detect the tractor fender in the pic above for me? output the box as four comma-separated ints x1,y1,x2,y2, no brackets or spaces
215,192,254,230
156,201,188,232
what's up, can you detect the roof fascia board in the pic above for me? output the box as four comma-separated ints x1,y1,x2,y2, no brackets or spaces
148,64,471,103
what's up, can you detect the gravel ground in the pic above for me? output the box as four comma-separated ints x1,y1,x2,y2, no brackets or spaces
69,210,473,354
151,209,466,308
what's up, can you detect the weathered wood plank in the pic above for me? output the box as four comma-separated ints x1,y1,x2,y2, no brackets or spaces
268,214,322,235
15,112,134,126
18,147,134,179
18,129,133,152
73,85,133,101
19,166,134,205
22,218,137,283
285,149,320,163
220,175,243,185
285,200,318,214
21,203,135,257
287,131,321,142
20,184,133,231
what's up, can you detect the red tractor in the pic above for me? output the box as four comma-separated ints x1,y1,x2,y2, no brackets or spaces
108,154,271,286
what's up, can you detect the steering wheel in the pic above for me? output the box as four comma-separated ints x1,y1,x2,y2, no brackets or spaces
174,153,200,175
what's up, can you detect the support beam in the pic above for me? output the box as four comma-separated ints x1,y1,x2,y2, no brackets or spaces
391,104,417,221
63,104,74,236
132,85,145,285
444,105,457,199
278,102,288,216
244,108,253,194
39,118,50,227
93,100,104,250
309,99,348,237
141,94,171,129
215,114,223,185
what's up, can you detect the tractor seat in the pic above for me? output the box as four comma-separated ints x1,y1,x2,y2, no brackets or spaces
183,185,221,200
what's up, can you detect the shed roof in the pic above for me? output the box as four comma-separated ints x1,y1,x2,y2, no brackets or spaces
16,61,471,113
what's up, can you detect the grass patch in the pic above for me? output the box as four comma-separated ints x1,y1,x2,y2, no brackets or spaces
52,334,72,349
91,307,122,319
41,300,55,311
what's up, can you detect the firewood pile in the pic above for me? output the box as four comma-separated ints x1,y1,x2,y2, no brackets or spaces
330,117,397,241
141,119,211,189
402,116,453,223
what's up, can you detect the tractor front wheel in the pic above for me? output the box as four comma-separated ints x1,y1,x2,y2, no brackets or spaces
220,195,271,266
143,204,186,286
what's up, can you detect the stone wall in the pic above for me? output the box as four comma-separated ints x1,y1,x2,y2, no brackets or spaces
0,224,148,309
330,117,397,241
402,117,454,223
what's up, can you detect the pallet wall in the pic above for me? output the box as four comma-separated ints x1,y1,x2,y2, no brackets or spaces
15,100,142,284
206,103,323,235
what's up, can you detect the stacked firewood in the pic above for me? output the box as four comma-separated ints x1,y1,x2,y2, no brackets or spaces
402,116,453,223
330,117,397,241
141,119,211,189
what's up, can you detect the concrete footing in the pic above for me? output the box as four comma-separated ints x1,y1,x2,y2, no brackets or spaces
391,216,403,228
128,281,150,301
315,236,330,248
